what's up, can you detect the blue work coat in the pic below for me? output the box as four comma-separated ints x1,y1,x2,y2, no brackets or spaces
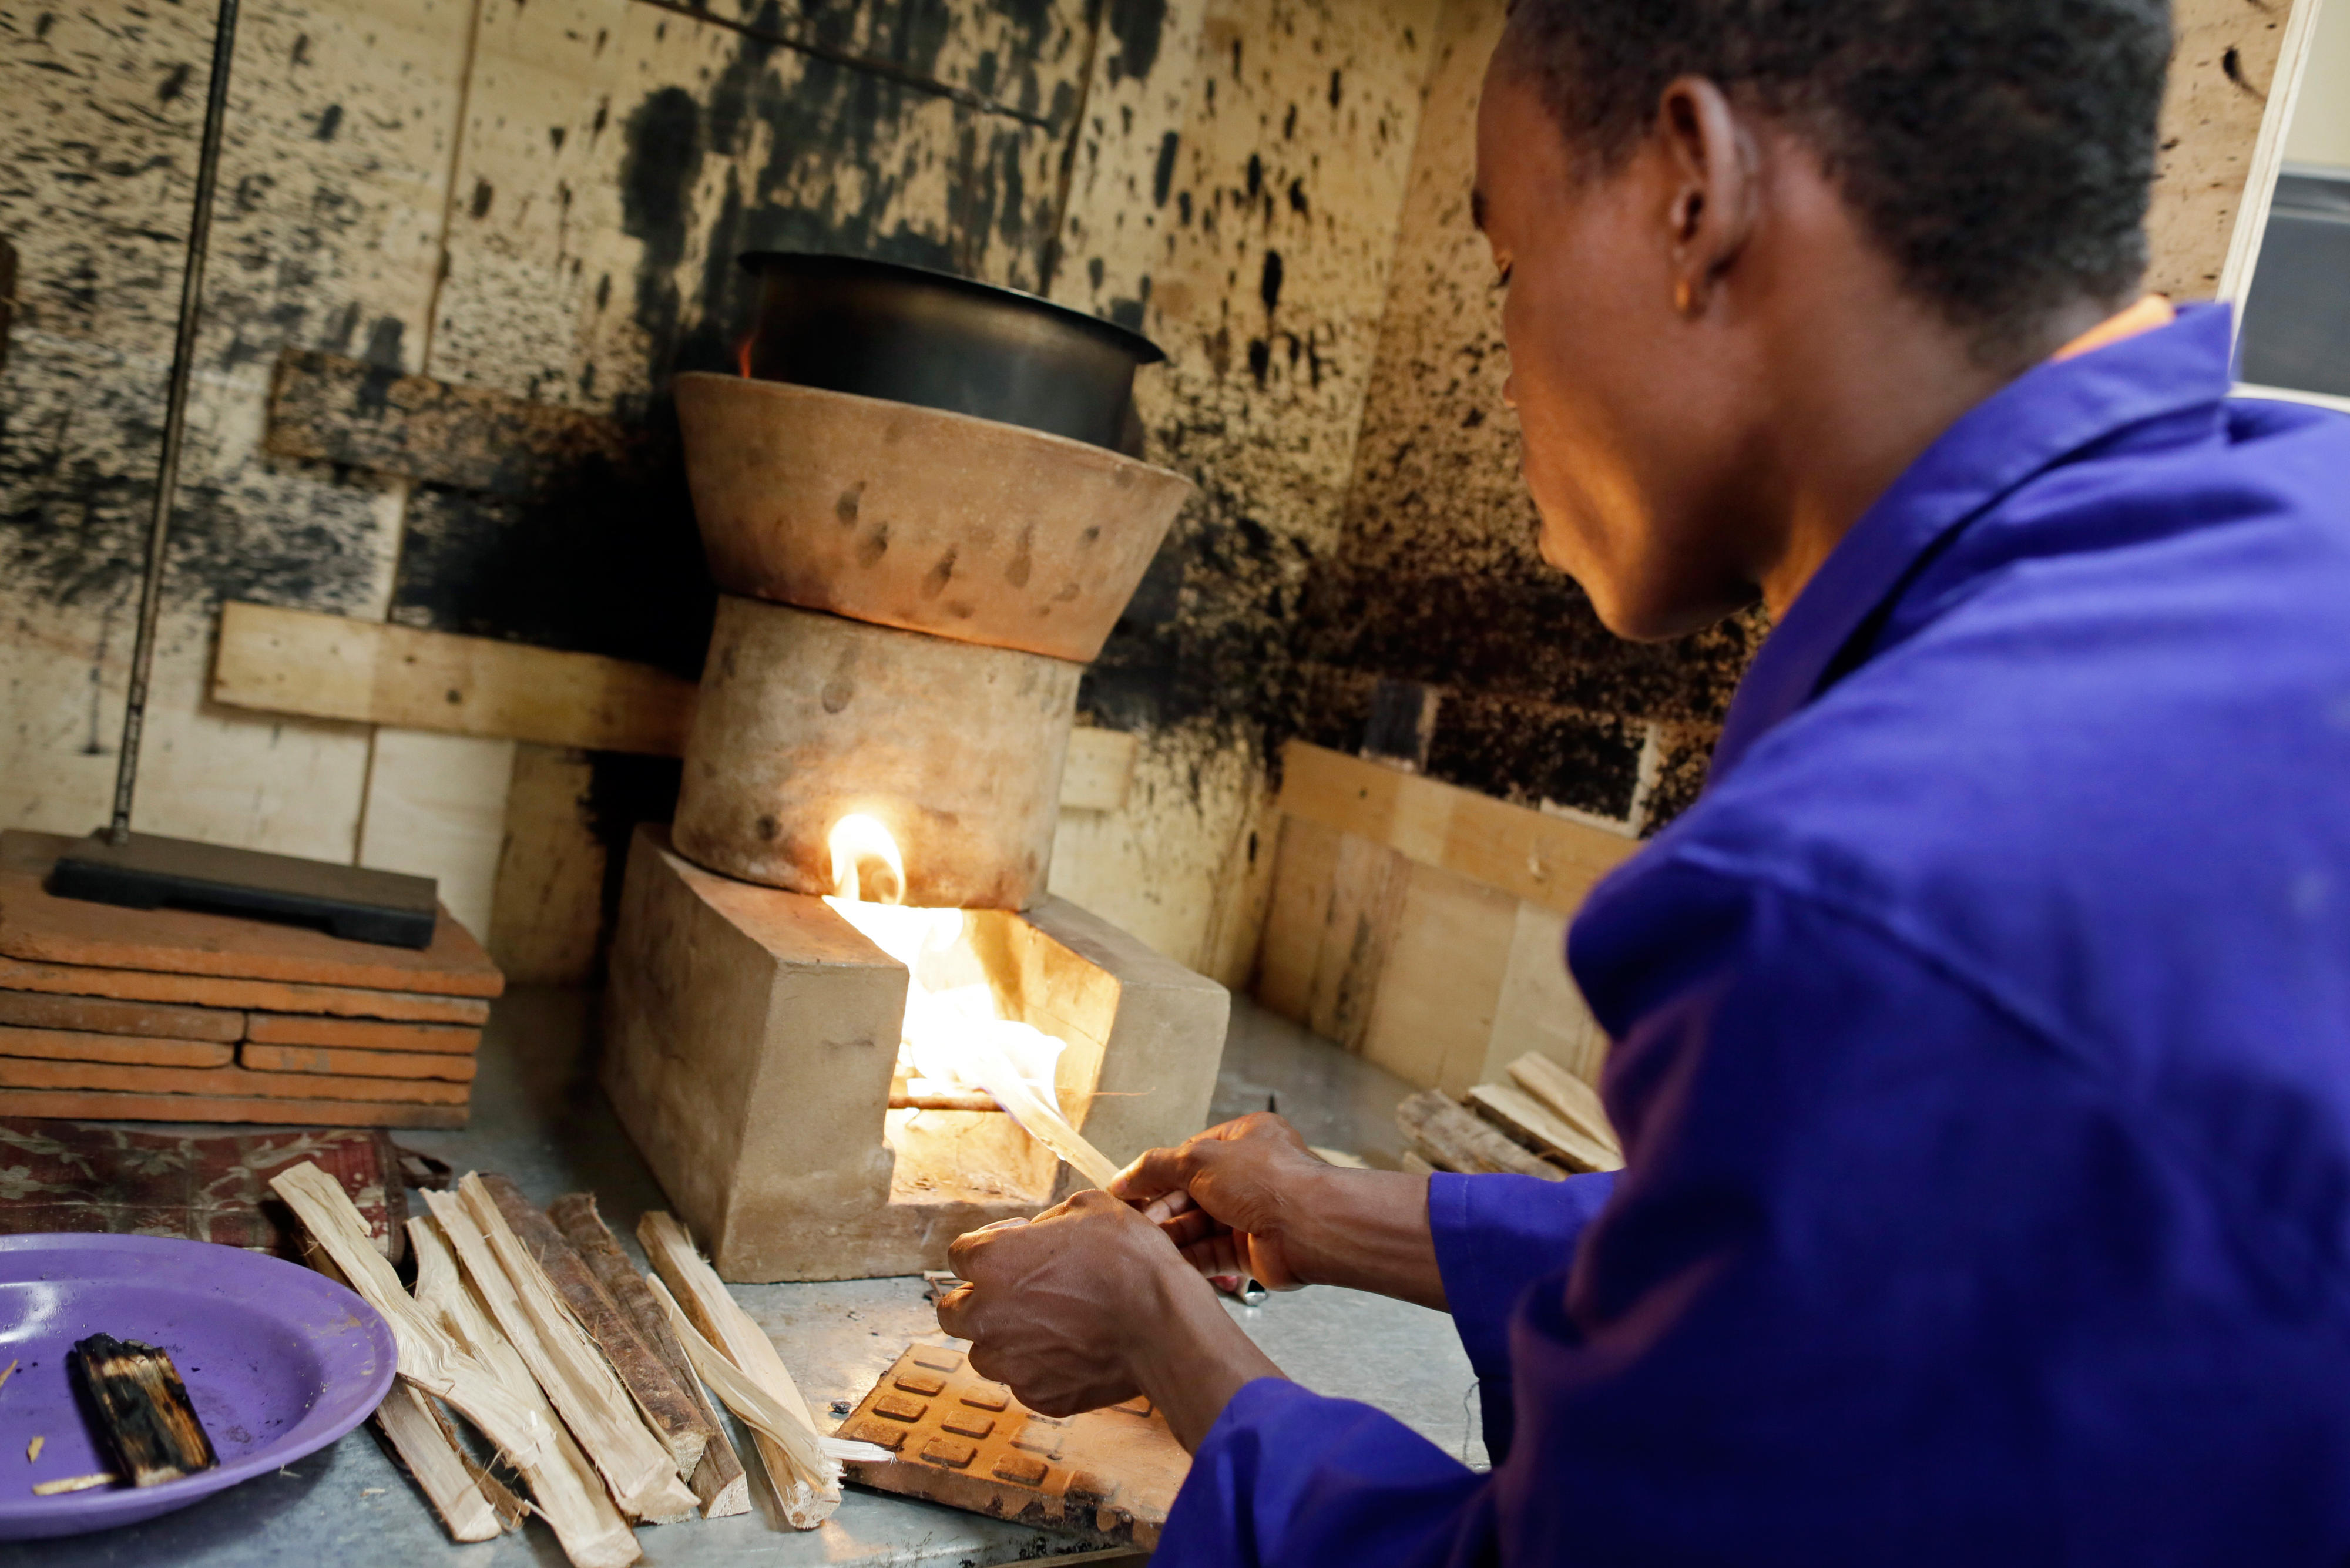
1160,305,2350,1564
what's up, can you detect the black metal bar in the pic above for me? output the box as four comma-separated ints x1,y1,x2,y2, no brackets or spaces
627,0,1057,131
108,0,240,843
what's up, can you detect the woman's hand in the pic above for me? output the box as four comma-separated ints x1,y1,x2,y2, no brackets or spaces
935,1188,1283,1451
1111,1113,1448,1311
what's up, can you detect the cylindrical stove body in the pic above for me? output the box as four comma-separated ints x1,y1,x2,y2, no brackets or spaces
673,596,1082,910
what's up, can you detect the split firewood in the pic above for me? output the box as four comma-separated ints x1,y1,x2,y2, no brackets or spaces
636,1211,840,1529
547,1193,750,1520
407,1217,612,1544
647,1278,887,1473
421,1180,698,1523
1466,1083,1624,1175
1395,1090,1567,1180
69,1335,218,1487
373,1382,521,1542
300,1233,521,1542
270,1161,640,1568
951,1032,1124,1188
1505,1053,1623,1161
478,1177,712,1480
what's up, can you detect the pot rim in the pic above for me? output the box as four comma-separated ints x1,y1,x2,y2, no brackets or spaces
737,250,1167,367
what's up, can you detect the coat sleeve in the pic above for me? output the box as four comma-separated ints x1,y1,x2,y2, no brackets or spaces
1152,863,2200,1568
1427,1169,1617,1458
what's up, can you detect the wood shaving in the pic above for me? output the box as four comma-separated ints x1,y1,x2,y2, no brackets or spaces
25,1436,42,1462
32,1473,116,1495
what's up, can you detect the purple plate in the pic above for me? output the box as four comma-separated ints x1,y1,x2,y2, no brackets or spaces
0,1233,397,1540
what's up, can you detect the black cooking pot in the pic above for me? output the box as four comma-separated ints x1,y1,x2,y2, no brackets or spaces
737,253,1164,455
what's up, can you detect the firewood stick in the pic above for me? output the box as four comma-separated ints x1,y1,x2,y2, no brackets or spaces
636,1211,839,1530
406,1211,606,1542
270,1161,640,1568
950,1030,1124,1189
546,1193,750,1520
301,1236,518,1541
422,1181,698,1523
645,1278,875,1475
476,1175,713,1478
373,1382,515,1542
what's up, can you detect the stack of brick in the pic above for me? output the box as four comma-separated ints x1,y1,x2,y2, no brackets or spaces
0,832,502,1129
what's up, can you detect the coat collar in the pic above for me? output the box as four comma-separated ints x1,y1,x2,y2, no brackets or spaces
1705,304,2238,787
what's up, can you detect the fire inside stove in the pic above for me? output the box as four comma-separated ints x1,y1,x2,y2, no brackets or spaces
822,814,1112,1206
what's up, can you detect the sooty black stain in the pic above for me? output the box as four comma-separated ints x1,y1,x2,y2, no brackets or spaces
363,317,405,371
314,103,343,141
1105,0,1167,85
1259,250,1283,313
1152,132,1180,207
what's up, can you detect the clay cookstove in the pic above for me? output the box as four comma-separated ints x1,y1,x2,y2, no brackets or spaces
605,370,1229,1282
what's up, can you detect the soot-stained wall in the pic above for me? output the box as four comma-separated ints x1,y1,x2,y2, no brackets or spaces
0,0,1444,981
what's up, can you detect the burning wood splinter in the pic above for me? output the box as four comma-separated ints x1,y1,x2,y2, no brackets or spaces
68,1334,219,1488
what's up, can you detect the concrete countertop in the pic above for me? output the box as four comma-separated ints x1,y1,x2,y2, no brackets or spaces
16,991,1477,1567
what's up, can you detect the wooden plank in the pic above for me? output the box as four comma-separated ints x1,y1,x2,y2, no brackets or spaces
264,350,638,499
241,1043,477,1082
0,989,243,1043
0,1056,470,1106
477,1175,714,1478
1276,742,1642,916
245,1014,481,1055
1304,833,1409,1051
1482,901,1612,1089
0,831,504,999
357,731,518,944
1465,1083,1622,1175
1505,1052,1619,1159
0,1024,233,1070
0,956,492,1026
1394,1089,1565,1181
1359,861,1516,1096
488,746,605,988
0,1089,465,1130
547,1192,750,1520
213,602,697,758
214,601,1136,813
1254,814,1344,1026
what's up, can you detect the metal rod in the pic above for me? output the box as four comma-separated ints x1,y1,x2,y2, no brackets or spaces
627,0,1057,131
108,0,241,844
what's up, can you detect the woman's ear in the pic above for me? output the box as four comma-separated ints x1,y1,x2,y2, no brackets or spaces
1656,75,1760,320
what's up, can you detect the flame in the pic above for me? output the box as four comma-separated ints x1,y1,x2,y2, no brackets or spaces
827,813,905,906
736,335,756,378
821,813,1069,1131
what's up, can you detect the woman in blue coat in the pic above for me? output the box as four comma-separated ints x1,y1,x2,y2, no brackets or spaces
939,2,2350,1562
